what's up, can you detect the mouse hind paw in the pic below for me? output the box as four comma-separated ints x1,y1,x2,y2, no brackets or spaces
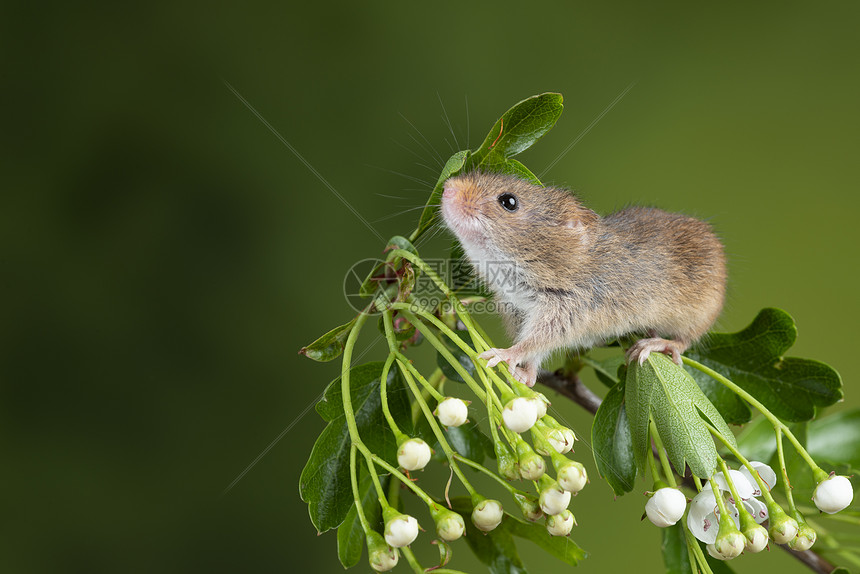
626,338,688,366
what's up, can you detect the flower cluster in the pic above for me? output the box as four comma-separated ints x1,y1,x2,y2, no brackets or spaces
644,460,856,562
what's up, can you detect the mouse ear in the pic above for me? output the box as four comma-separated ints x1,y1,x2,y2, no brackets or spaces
566,219,584,231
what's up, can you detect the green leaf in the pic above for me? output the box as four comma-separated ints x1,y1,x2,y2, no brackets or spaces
412,150,470,241
686,308,842,422
626,353,737,478
436,329,477,384
662,523,691,574
591,381,636,495
582,355,625,388
807,409,860,469
299,362,410,533
684,365,751,425
450,497,528,574
337,472,388,568
504,515,586,567
476,157,542,185
299,318,357,362
472,93,563,164
383,235,418,256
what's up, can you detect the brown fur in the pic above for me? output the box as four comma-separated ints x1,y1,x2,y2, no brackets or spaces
440,171,726,385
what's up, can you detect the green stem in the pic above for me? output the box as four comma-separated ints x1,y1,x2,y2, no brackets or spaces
339,313,389,505
385,249,495,357
349,445,371,533
692,475,703,492
370,454,435,506
398,309,497,407
395,359,478,497
649,420,677,488
703,421,777,505
453,453,519,495
684,525,714,574
394,352,445,403
717,458,745,510
378,352,405,440
709,476,731,519
400,546,424,574
775,427,798,513
392,303,521,402
683,357,826,480
647,441,662,485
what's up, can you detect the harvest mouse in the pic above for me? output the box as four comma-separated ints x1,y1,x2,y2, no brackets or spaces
440,171,726,387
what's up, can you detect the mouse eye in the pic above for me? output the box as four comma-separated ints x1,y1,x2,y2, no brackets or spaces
497,193,519,212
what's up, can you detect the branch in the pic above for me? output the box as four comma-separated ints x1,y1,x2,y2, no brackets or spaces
537,365,836,574
537,368,601,415
781,544,836,574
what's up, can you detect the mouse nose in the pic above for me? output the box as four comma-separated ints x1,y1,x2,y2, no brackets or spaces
442,183,455,200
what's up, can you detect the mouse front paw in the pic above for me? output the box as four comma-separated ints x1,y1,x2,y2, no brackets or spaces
478,348,538,387
478,348,511,369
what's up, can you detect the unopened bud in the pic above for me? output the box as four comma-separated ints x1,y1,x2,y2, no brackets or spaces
514,493,544,522
546,509,575,536
383,511,419,548
472,499,504,532
397,438,432,471
645,487,686,527
366,531,399,572
767,502,799,544
557,461,588,494
789,521,817,551
431,506,465,542
436,397,469,427
502,397,539,433
539,477,572,516
813,474,854,514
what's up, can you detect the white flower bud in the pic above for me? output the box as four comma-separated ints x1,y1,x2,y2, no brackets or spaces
533,393,550,419
557,461,588,494
770,514,799,544
813,474,854,514
546,509,575,536
367,532,399,572
472,499,504,532
743,524,769,553
436,397,469,427
706,543,731,561
369,547,399,571
540,483,572,516
435,511,465,542
384,513,419,548
789,522,817,551
714,530,745,560
502,397,539,433
645,487,687,527
397,438,431,471
518,452,546,481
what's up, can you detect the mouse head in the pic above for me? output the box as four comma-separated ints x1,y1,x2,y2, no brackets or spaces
441,171,597,258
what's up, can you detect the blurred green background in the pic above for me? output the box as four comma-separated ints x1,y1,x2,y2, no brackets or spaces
3,1,859,572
